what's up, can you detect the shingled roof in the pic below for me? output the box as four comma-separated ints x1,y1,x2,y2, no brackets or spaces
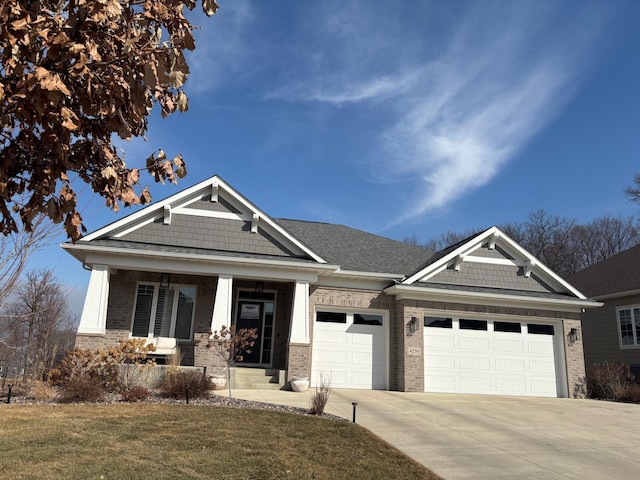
569,243,640,298
276,219,433,275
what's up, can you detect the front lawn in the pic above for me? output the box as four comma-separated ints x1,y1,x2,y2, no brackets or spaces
0,404,441,479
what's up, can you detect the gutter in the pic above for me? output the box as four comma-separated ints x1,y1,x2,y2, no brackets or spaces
384,284,603,311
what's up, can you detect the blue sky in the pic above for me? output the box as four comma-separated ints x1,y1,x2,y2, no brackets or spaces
28,0,640,318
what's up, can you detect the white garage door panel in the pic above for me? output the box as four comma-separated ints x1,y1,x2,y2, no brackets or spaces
312,312,386,390
424,320,559,397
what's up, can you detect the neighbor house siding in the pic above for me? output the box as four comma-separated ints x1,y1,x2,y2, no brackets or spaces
581,292,640,368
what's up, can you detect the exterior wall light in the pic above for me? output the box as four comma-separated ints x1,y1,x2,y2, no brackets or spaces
568,327,580,343
409,316,418,336
160,272,171,287
255,281,264,294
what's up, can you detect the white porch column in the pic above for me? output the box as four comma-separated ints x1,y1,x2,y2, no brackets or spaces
210,274,233,335
289,281,310,344
77,265,110,335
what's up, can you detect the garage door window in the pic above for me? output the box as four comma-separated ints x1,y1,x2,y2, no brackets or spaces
317,311,347,323
424,317,452,328
460,319,488,330
495,321,521,333
354,313,383,326
528,323,554,335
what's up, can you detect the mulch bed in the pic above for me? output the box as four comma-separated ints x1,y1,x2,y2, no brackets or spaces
1,389,346,421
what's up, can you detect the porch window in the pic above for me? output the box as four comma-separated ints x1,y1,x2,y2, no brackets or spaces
617,306,640,347
131,283,196,340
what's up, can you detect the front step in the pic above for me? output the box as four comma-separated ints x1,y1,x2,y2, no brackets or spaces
229,367,286,390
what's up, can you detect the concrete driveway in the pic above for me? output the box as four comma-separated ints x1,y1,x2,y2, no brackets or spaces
230,389,640,479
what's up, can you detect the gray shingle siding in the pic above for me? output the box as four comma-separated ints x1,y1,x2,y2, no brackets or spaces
469,244,514,260
120,215,297,256
187,195,242,214
428,262,552,292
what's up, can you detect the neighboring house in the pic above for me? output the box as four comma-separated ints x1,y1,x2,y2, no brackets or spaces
63,175,599,398
569,244,640,370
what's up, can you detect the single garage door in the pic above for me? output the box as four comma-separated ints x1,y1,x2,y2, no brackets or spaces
311,310,387,389
424,317,559,397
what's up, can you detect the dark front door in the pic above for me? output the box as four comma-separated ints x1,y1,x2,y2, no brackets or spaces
235,301,263,364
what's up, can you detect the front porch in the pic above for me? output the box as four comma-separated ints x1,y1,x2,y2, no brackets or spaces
75,267,314,387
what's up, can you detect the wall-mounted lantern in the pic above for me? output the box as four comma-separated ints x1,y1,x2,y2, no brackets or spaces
160,272,171,287
568,327,580,343
409,316,418,336
255,281,264,294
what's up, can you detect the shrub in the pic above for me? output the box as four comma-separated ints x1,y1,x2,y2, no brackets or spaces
587,361,635,401
29,381,58,402
160,369,211,400
50,339,156,393
120,385,151,402
621,383,640,403
309,376,332,415
58,374,105,403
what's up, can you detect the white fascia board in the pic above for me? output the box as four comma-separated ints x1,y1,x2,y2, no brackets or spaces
402,226,588,300
210,177,327,263
332,269,403,279
63,243,338,282
315,276,394,291
82,175,223,241
384,284,602,313
590,288,640,301
402,227,497,284
79,175,328,264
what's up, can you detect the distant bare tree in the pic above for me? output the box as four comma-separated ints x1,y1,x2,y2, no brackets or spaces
571,216,639,270
624,173,640,205
0,215,55,312
403,210,640,278
1,268,74,384
405,228,483,252
501,210,578,276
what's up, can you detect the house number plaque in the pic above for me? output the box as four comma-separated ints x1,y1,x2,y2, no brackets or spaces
408,347,421,356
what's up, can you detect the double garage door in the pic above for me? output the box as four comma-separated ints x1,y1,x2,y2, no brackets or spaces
311,309,387,389
424,316,561,397
310,310,562,397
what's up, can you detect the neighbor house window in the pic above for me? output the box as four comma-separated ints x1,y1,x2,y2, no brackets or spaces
131,283,196,340
617,306,640,346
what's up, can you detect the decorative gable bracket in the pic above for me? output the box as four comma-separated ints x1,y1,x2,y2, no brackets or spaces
454,254,465,271
523,260,536,278
163,205,172,225
488,231,500,250
211,182,219,203
251,213,260,233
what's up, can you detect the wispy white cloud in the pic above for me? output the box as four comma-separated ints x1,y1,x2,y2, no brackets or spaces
187,0,255,93
262,1,610,227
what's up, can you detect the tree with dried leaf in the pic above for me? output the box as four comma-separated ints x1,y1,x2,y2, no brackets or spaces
206,325,258,398
0,0,219,240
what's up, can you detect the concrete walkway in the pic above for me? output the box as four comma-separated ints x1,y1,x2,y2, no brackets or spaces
227,389,640,480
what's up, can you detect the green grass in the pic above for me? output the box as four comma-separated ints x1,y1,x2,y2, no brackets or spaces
0,404,441,479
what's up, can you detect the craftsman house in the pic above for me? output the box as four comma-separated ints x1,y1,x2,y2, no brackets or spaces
63,175,599,397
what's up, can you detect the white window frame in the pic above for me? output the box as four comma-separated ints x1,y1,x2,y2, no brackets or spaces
130,282,197,341
616,305,640,348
